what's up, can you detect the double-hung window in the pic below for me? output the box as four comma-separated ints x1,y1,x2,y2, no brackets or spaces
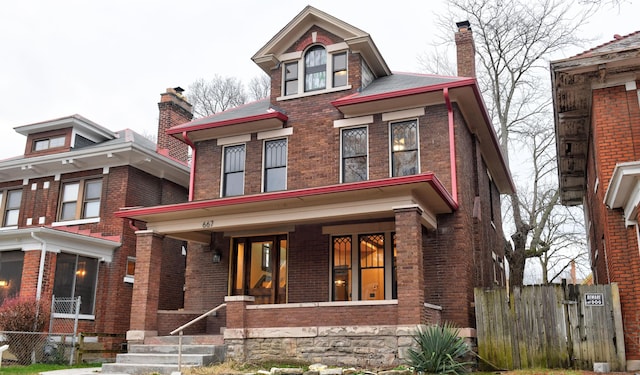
332,52,347,87
264,139,287,192
341,127,368,183
0,189,22,227
284,62,298,96
53,253,98,316
390,119,419,177
223,144,246,197
59,179,102,222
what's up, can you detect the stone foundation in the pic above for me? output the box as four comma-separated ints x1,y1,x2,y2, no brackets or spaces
224,325,468,368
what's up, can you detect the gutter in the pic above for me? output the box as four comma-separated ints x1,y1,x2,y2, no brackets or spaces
182,131,196,202
443,87,458,204
30,231,47,301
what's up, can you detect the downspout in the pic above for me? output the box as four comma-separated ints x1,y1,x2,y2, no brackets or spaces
443,87,458,204
30,231,47,302
182,131,196,202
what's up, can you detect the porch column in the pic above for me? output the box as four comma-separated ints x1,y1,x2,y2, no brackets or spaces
394,205,425,325
127,230,164,342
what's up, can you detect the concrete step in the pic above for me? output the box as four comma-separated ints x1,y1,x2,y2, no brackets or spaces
128,343,221,355
100,336,226,375
101,363,193,375
144,335,223,345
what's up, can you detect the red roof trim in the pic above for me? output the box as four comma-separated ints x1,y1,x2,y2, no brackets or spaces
167,111,288,135
115,173,458,219
331,78,476,107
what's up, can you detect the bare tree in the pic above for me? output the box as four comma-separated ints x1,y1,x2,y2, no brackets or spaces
423,0,601,286
187,76,247,118
248,74,271,101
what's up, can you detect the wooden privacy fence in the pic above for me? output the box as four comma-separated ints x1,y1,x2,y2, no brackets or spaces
474,283,625,371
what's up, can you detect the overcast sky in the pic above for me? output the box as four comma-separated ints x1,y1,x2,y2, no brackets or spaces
1,1,637,160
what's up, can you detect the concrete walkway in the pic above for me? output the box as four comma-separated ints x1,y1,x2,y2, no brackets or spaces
39,367,102,375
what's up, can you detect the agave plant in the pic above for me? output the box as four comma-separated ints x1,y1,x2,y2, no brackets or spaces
406,322,472,374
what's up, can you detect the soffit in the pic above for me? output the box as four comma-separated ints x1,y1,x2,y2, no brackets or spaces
551,40,640,206
0,142,189,187
116,174,456,243
0,227,120,262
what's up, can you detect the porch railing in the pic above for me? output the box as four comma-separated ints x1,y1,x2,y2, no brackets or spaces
169,303,226,372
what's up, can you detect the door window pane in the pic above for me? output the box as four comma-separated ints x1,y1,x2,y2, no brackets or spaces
332,236,352,301
359,234,384,300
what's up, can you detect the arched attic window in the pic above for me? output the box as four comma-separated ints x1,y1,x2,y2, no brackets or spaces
304,45,327,91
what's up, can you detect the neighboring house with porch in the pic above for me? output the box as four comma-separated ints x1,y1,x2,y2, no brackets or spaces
551,31,640,371
0,89,190,340
116,6,514,366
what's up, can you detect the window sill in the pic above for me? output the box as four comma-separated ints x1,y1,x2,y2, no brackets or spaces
277,85,351,101
53,313,95,320
52,217,100,227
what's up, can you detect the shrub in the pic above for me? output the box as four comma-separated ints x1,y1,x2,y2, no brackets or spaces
0,297,50,364
406,322,473,375
0,296,50,331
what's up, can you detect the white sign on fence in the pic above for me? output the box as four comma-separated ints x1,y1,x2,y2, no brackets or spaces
585,293,604,306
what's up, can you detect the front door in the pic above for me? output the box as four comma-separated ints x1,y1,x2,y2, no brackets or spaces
230,235,287,304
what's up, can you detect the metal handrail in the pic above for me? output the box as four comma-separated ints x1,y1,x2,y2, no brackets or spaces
169,303,226,372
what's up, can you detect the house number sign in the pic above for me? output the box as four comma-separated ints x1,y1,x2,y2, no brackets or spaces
584,293,604,306
202,220,214,229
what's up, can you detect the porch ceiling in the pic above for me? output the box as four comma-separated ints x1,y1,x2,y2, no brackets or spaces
116,173,456,243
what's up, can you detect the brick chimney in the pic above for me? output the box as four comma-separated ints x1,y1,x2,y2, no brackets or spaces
455,20,476,77
157,87,193,163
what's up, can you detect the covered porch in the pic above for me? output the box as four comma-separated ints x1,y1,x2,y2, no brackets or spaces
116,173,456,364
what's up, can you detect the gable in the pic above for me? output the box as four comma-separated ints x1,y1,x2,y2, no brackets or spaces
252,5,390,77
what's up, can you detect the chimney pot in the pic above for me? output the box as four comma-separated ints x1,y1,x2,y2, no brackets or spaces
456,20,471,32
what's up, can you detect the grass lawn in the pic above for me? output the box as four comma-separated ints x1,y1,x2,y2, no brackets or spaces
0,363,99,375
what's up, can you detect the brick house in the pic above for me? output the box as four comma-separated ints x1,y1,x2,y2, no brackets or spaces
0,88,191,340
116,6,514,366
551,31,640,371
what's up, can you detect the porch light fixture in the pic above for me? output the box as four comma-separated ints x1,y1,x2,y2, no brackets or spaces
212,250,222,263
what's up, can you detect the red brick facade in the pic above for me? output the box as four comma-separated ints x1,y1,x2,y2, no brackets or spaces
0,90,190,359
552,33,640,369
584,85,640,363
119,7,511,366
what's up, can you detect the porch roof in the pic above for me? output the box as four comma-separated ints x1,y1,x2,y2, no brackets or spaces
115,173,457,243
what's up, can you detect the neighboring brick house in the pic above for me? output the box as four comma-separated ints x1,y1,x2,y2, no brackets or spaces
551,31,640,371
116,7,514,366
0,88,190,340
